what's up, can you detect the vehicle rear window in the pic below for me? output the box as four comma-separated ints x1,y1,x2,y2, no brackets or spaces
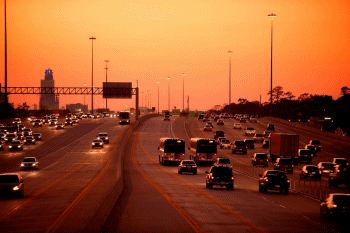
279,159,292,165
182,161,195,165
256,154,267,159
23,158,35,162
234,141,245,146
306,166,318,172
0,175,19,183
211,167,232,176
311,140,320,144
219,158,230,164
333,195,350,204
299,150,311,155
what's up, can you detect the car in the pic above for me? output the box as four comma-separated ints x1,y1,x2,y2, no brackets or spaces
16,131,25,140
214,158,233,170
33,133,42,141
274,158,293,174
72,118,79,124
0,173,24,197
267,123,275,131
92,139,104,148
252,153,268,167
298,149,312,163
4,133,17,144
219,139,231,149
233,123,241,129
20,157,39,170
49,119,58,126
309,140,322,152
164,115,170,121
304,145,317,157
214,130,225,140
258,170,290,194
65,119,73,126
178,160,197,175
0,133,6,141
24,136,36,145
28,116,36,121
23,128,32,137
244,139,255,149
329,164,350,188
263,130,271,138
240,118,247,123
317,162,334,175
299,165,321,180
18,124,26,131
253,133,264,143
262,139,270,148
12,118,21,124
250,116,257,122
206,121,214,128
9,140,23,151
232,141,247,154
56,123,65,129
97,132,110,143
32,119,43,127
205,166,234,190
332,158,347,166
203,124,213,131
42,116,50,124
244,127,256,136
216,119,224,125
321,193,350,218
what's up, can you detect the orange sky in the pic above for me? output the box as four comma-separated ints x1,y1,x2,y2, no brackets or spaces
1,0,350,112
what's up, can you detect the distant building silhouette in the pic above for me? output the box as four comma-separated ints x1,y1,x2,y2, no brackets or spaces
39,69,59,110
66,103,88,113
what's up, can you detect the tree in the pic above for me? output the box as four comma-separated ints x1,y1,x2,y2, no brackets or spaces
283,91,295,100
298,93,310,102
238,98,247,105
341,86,350,96
267,86,284,103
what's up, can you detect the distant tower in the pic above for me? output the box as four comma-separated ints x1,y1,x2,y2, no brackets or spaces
39,69,59,110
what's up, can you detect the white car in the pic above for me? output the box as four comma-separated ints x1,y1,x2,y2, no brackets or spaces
245,127,256,136
20,157,39,170
253,133,264,143
233,123,242,129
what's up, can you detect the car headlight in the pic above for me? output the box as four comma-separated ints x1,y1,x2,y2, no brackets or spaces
99,143,103,145
13,186,20,191
32,163,36,166
105,137,108,140
92,143,95,145
9,145,12,148
21,163,25,167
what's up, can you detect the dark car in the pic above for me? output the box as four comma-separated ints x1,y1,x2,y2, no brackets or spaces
317,162,334,175
267,123,275,131
214,131,225,140
262,139,270,148
178,160,197,175
97,132,110,144
33,133,42,141
274,158,293,174
232,141,247,154
9,140,23,151
309,140,322,152
321,193,350,218
0,173,24,198
32,119,43,127
299,165,321,180
65,119,73,126
205,166,234,190
304,145,317,157
24,136,36,145
244,139,255,149
258,170,290,194
4,133,17,144
92,139,104,148
20,157,39,170
298,149,312,163
252,153,268,167
332,158,347,166
216,119,224,125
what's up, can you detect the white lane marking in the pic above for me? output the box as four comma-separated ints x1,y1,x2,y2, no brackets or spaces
170,117,176,138
280,205,286,208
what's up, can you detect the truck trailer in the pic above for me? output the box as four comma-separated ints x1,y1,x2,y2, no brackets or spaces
270,133,299,163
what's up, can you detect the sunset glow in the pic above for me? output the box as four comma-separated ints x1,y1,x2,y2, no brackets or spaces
1,0,349,111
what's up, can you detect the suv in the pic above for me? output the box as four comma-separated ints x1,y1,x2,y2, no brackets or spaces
329,164,350,188
309,140,322,152
252,153,268,167
304,145,317,157
232,141,247,154
97,132,110,144
298,149,312,163
244,139,255,149
214,158,233,170
299,165,321,180
274,158,293,174
332,158,347,166
267,124,275,131
205,166,234,190
214,131,225,140
0,173,24,197
258,170,290,194
244,127,255,136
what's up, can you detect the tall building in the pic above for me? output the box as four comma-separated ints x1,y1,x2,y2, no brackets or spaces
39,69,59,110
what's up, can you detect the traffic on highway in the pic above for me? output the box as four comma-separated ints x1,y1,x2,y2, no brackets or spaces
0,113,350,232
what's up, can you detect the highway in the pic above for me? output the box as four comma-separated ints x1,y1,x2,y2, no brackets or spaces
1,115,350,232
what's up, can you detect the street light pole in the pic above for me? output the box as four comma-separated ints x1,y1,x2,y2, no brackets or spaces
167,77,171,111
156,81,160,114
4,0,8,104
181,73,185,114
104,60,109,112
89,36,96,114
268,13,276,117
83,83,87,108
227,50,233,111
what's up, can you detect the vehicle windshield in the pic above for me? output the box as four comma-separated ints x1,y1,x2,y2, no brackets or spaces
0,175,19,183
234,141,245,146
12,141,20,145
266,171,285,178
23,158,35,162
93,139,102,142
333,195,350,204
255,134,263,137
321,164,333,169
311,140,320,145
256,154,267,159
279,159,292,165
336,159,347,165
99,133,108,136
245,140,254,143
300,150,311,155
222,140,230,143
247,128,254,130
306,166,318,172
197,140,217,153
211,167,232,177
182,161,196,165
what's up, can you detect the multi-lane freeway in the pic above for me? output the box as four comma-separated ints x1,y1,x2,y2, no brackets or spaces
1,115,350,232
